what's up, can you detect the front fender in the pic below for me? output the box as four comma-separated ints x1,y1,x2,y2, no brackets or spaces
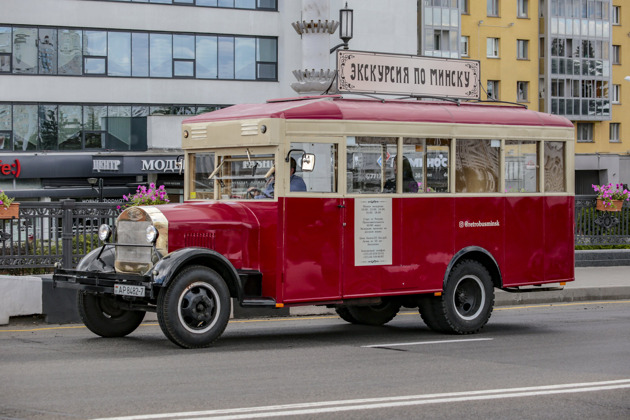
152,247,242,300
76,245,116,272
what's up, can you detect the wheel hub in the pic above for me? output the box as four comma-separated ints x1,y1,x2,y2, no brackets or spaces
181,287,216,328
453,276,485,320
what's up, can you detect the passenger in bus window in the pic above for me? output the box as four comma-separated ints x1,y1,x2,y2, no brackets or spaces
250,157,306,198
384,157,418,193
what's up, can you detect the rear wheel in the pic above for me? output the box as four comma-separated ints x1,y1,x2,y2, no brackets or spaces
419,260,494,334
346,301,400,326
157,265,231,349
335,306,359,324
78,292,145,337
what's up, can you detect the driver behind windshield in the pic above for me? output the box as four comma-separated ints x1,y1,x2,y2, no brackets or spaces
251,157,306,198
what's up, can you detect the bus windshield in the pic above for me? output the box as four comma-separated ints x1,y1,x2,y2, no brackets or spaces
215,153,275,199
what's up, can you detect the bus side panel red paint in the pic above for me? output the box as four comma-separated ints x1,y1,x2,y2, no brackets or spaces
544,196,575,282
453,197,505,273
503,196,545,286
397,197,454,292
281,197,343,303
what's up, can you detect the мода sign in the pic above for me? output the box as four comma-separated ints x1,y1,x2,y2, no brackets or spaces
337,50,480,100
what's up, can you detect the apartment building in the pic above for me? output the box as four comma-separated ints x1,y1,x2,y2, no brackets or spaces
422,0,629,193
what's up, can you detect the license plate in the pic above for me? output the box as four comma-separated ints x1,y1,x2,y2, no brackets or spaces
114,284,145,297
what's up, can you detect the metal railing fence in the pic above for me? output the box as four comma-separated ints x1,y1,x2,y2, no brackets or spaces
0,200,120,271
575,195,630,247
0,196,627,272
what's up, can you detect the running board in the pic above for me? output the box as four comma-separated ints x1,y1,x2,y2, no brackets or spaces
241,297,277,307
502,286,565,293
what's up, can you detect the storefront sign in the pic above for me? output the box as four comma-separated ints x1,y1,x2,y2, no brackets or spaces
337,50,480,99
0,159,21,178
141,159,180,173
93,159,122,172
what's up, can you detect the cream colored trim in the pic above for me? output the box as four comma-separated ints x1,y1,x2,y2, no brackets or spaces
183,118,283,149
284,120,574,142
450,138,456,193
538,141,545,194
566,138,575,194
499,139,506,194
182,117,575,200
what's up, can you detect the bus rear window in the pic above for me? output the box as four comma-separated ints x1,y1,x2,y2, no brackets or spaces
456,139,500,193
544,141,566,192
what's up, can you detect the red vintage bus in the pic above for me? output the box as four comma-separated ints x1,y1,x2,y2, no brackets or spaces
54,95,575,348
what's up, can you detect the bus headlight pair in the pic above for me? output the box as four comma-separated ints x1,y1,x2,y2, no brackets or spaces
98,224,159,244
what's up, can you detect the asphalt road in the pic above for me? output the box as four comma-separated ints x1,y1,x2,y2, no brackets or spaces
1,301,629,420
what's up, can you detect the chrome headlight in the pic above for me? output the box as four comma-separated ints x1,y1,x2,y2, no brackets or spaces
146,225,159,244
98,224,112,242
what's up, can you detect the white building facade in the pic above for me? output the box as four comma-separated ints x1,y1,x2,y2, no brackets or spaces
1,0,416,201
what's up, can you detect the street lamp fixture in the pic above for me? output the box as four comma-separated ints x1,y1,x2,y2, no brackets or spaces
330,3,353,53
625,76,630,82
87,177,104,202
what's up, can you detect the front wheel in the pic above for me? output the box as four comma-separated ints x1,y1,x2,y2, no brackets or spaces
420,260,494,334
78,292,145,337
157,265,231,349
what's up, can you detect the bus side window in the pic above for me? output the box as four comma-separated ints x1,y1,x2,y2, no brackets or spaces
290,142,338,193
347,136,397,194
505,140,539,193
455,139,500,193
544,141,566,192
189,152,215,199
426,138,450,193
402,138,424,194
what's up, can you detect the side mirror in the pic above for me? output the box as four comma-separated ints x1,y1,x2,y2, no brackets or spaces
301,153,316,172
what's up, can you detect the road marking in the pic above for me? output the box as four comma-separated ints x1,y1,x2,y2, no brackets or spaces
2,300,629,333
362,337,493,348
92,379,630,420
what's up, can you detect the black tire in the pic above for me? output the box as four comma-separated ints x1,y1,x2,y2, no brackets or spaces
335,306,359,324
346,301,401,326
418,295,450,333
157,265,231,349
419,260,494,334
77,292,145,338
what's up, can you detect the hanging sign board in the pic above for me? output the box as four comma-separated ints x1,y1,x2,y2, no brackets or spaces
337,50,480,100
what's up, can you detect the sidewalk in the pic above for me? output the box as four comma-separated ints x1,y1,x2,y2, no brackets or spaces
1,266,629,325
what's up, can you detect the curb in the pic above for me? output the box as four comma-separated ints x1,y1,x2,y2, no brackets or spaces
2,275,630,326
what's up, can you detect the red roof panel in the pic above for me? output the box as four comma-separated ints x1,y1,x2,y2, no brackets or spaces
183,96,573,128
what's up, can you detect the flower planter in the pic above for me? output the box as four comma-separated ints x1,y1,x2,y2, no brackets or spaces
0,202,19,219
596,199,624,212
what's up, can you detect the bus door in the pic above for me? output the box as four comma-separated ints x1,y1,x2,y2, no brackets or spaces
281,142,343,303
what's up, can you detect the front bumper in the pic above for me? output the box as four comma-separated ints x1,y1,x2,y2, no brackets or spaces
53,268,156,300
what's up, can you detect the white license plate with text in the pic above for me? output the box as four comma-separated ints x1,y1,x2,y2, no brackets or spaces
114,284,145,297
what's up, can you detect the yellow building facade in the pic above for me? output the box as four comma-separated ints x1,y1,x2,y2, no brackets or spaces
449,0,630,192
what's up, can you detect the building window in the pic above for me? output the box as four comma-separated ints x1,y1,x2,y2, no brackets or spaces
487,80,499,100
0,25,278,81
610,123,620,143
577,123,594,143
0,102,227,152
461,36,469,57
487,0,499,17
517,0,528,18
487,38,499,58
96,0,277,10
613,84,620,104
613,45,620,64
460,0,470,14
517,39,529,60
612,6,620,25
517,81,529,102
